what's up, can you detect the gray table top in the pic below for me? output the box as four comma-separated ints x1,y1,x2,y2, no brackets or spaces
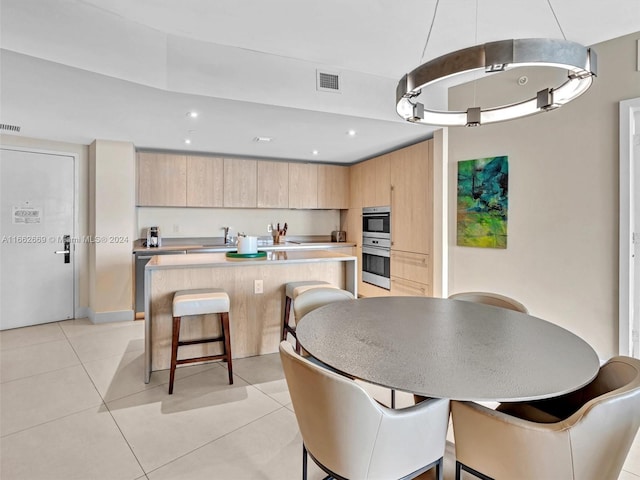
296,296,600,402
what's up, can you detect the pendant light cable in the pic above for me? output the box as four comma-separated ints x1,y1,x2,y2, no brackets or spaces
472,0,479,108
420,0,440,63
546,0,567,40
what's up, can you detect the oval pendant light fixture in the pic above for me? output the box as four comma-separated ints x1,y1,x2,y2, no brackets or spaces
396,2,597,127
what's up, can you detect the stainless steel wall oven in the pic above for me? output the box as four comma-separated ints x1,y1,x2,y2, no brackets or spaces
362,206,391,290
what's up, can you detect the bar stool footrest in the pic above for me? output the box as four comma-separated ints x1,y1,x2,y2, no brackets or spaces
178,336,225,347
176,354,228,366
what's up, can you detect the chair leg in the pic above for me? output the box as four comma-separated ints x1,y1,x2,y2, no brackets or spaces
282,295,292,341
302,444,307,480
168,316,181,394
220,312,233,385
457,461,494,480
435,457,443,480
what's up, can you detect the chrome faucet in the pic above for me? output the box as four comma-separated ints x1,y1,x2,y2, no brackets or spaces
223,226,230,245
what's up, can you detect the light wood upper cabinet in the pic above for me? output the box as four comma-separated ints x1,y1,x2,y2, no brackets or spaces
349,162,363,209
360,154,391,208
289,163,317,209
137,152,187,206
224,158,257,207
390,140,432,254
318,165,349,209
257,161,289,208
186,156,223,207
360,159,376,207
374,154,391,206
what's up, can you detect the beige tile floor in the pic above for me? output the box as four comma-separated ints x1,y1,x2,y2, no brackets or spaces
0,318,638,480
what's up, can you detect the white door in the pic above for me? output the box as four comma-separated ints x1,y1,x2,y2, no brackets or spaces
0,148,75,330
620,98,640,358
633,110,640,358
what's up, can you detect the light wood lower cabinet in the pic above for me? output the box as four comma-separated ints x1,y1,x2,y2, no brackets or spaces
390,276,430,296
358,280,391,298
390,250,431,296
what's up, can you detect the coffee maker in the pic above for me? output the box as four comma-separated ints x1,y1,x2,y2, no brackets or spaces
146,226,161,248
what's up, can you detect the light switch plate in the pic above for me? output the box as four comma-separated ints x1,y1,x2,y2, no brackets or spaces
254,279,263,294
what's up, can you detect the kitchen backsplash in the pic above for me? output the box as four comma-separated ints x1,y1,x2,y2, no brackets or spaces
136,207,341,239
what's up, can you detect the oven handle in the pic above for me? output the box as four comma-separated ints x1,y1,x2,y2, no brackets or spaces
362,246,391,258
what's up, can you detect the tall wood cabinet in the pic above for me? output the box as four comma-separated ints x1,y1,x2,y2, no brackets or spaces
390,140,432,296
390,142,432,255
347,139,434,298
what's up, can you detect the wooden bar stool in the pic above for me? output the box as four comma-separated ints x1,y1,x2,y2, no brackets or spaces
169,288,233,394
282,281,337,346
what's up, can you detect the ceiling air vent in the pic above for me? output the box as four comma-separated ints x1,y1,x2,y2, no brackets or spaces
316,70,341,93
0,123,21,133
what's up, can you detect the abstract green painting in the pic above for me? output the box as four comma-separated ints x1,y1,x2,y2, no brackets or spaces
457,156,508,248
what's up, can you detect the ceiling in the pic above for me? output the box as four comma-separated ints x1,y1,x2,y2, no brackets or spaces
1,0,638,164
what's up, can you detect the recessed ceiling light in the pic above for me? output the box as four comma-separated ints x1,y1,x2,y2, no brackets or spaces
347,129,356,136
253,136,273,143
312,150,319,155
184,138,192,144
186,111,198,118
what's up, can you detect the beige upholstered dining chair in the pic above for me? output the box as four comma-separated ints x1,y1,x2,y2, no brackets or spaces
448,291,528,313
291,287,354,353
451,356,640,480
280,341,450,480
292,287,413,409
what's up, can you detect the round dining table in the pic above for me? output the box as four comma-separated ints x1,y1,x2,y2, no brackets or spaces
295,296,600,402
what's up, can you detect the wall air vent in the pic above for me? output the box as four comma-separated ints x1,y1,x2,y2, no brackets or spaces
0,123,21,133
316,70,341,93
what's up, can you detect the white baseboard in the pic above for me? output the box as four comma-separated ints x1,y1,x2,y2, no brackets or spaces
88,308,135,324
75,306,90,320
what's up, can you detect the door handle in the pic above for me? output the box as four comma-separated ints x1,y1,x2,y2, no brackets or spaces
54,235,71,263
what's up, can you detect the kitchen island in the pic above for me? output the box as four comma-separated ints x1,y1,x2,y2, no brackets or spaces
143,250,357,382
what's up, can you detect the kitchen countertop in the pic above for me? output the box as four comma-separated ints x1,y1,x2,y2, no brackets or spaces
146,249,356,270
133,236,354,254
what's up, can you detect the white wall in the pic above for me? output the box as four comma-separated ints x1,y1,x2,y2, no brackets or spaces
137,207,341,240
447,32,640,359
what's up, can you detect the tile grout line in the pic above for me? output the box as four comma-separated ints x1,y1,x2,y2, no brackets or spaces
0,360,84,386
58,320,149,477
142,405,291,477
